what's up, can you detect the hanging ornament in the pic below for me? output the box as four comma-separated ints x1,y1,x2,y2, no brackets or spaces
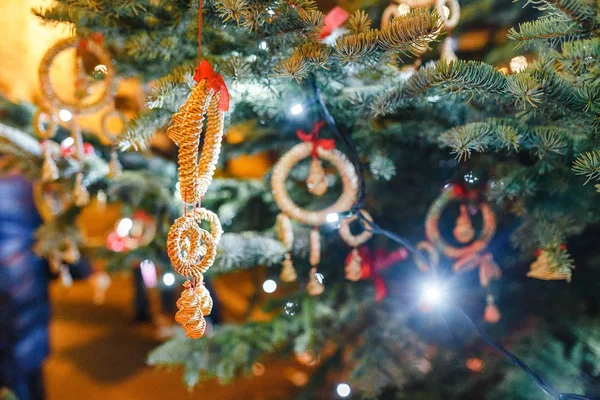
108,149,122,178
41,143,59,183
277,214,297,282
527,246,571,281
39,35,116,115
165,0,229,337
416,184,501,322
453,204,475,243
306,267,325,296
271,120,358,295
345,248,363,281
306,158,328,196
73,173,90,207
175,281,211,339
91,271,112,305
339,209,374,281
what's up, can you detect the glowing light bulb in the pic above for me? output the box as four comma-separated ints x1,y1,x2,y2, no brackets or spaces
263,279,277,293
59,109,72,122
422,282,444,306
162,272,175,286
326,213,339,223
259,41,268,50
60,137,75,148
267,8,275,15
336,383,351,398
290,103,304,115
116,218,133,237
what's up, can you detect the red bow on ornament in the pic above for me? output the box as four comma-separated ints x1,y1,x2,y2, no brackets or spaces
77,32,104,50
61,141,95,158
194,60,230,112
297,121,335,157
347,247,410,302
452,182,480,201
319,6,350,39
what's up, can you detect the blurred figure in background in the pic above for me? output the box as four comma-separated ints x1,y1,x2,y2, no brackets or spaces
0,173,50,400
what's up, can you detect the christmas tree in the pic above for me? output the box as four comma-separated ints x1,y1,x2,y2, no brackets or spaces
1,0,600,397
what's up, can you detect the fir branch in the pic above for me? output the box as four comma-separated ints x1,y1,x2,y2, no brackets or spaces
118,108,172,151
531,127,569,160
525,0,597,26
333,30,379,64
572,150,600,183
506,73,544,109
377,9,443,57
507,17,584,49
347,10,372,34
209,232,286,275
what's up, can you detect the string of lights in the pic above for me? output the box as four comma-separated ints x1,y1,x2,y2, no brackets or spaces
308,74,598,400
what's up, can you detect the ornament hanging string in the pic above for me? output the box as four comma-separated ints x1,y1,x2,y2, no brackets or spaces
308,73,596,400
193,0,230,111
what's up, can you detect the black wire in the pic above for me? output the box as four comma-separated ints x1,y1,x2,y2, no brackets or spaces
309,74,597,400
310,75,366,209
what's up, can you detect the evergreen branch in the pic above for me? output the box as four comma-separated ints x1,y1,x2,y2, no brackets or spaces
506,73,545,109
209,232,286,275
347,10,372,34
507,17,585,49
572,150,600,183
531,127,569,160
118,108,172,151
377,9,443,57
372,60,509,115
333,30,379,64
525,0,597,25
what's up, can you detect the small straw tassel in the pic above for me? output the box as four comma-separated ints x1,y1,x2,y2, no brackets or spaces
73,173,90,207
345,248,363,281
175,282,211,339
307,267,324,296
277,213,297,282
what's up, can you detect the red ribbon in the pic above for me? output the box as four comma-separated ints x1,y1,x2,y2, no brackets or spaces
61,142,95,158
451,182,479,200
349,247,410,302
296,121,334,157
319,6,350,39
534,244,566,257
77,32,104,50
194,60,230,112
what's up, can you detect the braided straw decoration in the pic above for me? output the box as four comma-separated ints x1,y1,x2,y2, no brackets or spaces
307,267,324,296
39,37,116,115
167,79,224,204
276,213,294,250
280,254,297,282
339,209,373,248
425,187,495,260
345,248,363,281
175,283,208,339
309,228,321,267
33,110,58,139
167,209,221,277
271,142,358,227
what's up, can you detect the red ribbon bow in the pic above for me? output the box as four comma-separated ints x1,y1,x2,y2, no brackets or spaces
347,247,410,302
296,121,335,157
319,6,350,39
77,32,104,50
451,182,479,200
194,60,230,112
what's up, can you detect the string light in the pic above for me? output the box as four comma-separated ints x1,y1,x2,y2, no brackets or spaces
60,137,75,148
263,279,277,293
326,213,339,223
59,109,72,122
162,272,175,286
336,383,351,398
290,103,304,115
116,217,133,237
259,41,268,50
422,282,444,306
